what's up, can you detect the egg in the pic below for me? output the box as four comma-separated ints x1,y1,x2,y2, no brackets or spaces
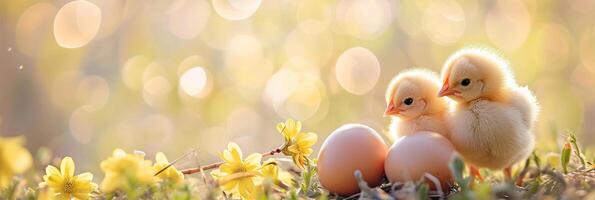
317,124,388,196
385,132,455,189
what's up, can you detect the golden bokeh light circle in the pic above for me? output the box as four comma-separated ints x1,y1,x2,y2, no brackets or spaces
167,0,210,39
421,0,466,45
485,0,531,51
335,47,381,95
179,67,209,98
122,55,151,90
336,0,393,39
53,0,102,48
212,0,262,20
264,67,325,120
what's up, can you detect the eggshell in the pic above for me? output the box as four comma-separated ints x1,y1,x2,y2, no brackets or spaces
385,132,455,189
317,124,388,196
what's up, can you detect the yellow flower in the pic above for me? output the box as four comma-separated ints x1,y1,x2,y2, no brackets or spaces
260,158,294,190
276,119,301,143
276,119,318,169
0,136,32,188
39,157,97,200
211,142,262,200
287,132,317,169
152,152,184,184
99,149,156,193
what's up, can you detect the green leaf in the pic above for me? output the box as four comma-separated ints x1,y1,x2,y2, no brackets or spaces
449,154,469,191
417,183,429,200
561,143,571,174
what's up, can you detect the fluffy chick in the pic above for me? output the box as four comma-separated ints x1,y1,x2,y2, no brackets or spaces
438,48,539,179
385,69,451,139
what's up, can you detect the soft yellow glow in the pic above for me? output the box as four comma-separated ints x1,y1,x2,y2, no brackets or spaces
122,55,151,90
226,107,261,136
485,0,531,51
76,76,110,111
144,76,171,96
143,76,172,106
580,28,595,72
396,1,423,36
284,29,333,65
534,23,571,71
336,0,392,39
50,71,78,109
296,0,333,34
167,0,210,39
180,67,208,97
225,35,272,100
139,115,175,145
15,3,56,57
264,68,300,108
69,107,95,144
177,55,207,76
335,47,381,95
225,35,263,67
285,78,323,120
53,0,102,48
212,0,261,20
421,0,465,45
225,34,264,86
264,67,324,120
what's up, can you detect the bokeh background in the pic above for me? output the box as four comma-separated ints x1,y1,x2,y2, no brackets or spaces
1,0,594,175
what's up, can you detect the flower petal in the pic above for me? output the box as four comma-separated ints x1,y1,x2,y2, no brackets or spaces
60,157,75,177
73,180,95,193
222,150,234,163
72,192,90,200
155,152,168,164
228,142,243,162
55,192,71,200
244,153,262,166
46,165,61,177
76,172,93,182
47,174,63,188
238,179,255,199
276,123,285,134
112,149,127,157
297,132,318,145
219,163,235,174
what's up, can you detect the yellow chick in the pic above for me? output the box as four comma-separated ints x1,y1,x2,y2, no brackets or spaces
438,48,539,180
384,69,451,139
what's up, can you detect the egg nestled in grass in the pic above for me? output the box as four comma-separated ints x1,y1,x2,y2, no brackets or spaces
317,124,388,196
385,132,455,190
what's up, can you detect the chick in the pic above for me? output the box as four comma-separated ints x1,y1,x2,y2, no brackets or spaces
438,48,539,180
384,69,451,139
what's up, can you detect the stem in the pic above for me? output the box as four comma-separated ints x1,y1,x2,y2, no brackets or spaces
567,132,586,168
182,148,283,175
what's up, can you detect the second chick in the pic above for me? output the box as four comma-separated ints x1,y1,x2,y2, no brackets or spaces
385,69,451,139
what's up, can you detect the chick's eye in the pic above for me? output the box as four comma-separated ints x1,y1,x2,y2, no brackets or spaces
403,98,414,105
461,78,471,86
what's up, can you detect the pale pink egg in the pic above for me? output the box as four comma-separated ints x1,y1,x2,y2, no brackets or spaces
385,132,455,189
317,124,388,196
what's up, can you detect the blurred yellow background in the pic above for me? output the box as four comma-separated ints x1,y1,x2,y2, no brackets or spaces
0,0,594,175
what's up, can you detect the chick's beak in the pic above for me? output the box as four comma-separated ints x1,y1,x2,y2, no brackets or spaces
438,83,456,97
384,101,399,117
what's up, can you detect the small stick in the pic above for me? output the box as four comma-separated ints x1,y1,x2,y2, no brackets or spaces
154,150,195,176
181,148,283,175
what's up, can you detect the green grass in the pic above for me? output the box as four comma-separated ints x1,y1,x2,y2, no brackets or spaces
1,133,593,200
